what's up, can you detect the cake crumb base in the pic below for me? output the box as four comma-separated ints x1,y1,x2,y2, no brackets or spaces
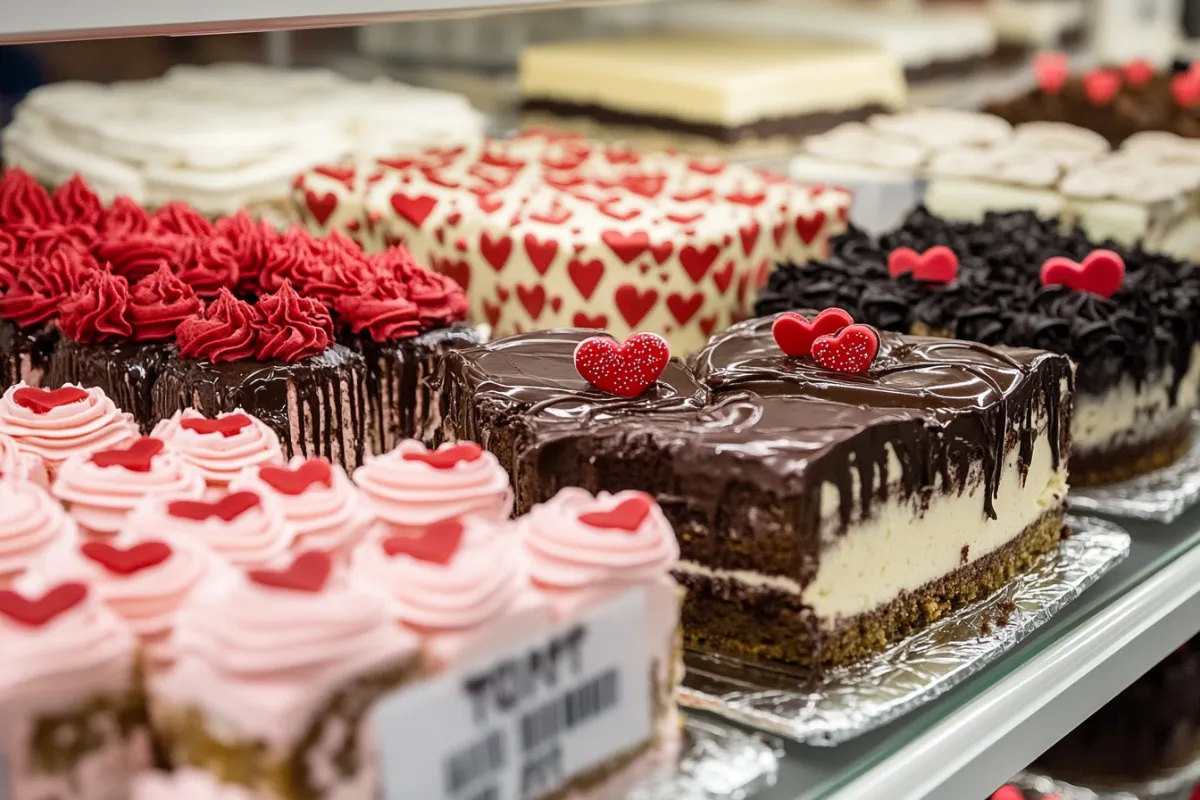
1071,421,1193,486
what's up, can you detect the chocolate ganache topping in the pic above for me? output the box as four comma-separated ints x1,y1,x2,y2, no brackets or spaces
756,209,1200,399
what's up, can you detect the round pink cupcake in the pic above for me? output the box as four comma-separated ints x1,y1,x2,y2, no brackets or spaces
0,383,138,477
0,478,77,588
353,440,511,535
124,487,295,568
231,456,369,561
0,430,48,489
53,436,206,538
152,409,284,490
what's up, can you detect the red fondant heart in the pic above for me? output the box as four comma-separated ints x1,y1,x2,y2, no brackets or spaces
524,233,558,275
794,211,827,245
666,292,704,326
614,285,658,327
13,386,88,414
81,541,172,576
1083,69,1122,105
480,232,512,271
739,222,761,257
649,241,673,265
248,551,332,594
484,301,502,328
517,284,546,320
713,261,736,294
402,443,483,470
389,193,437,227
573,312,608,328
772,308,854,357
680,244,719,283
381,519,465,565
179,413,253,438
168,491,262,522
1173,70,1200,109
602,230,650,265
1040,250,1125,298
887,246,959,284
442,259,471,292
305,191,337,226
574,332,669,398
1033,51,1069,94
0,583,88,628
258,459,334,495
568,259,604,300
90,437,164,473
1123,59,1156,86
578,494,653,532
812,324,880,375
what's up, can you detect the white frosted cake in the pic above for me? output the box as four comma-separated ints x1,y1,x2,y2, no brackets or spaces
2,63,487,221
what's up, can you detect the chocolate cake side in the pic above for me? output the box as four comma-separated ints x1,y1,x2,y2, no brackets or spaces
47,339,167,431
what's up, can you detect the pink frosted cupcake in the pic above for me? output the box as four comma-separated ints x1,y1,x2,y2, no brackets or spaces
152,409,284,490
353,440,512,534
152,551,422,799
231,456,369,561
0,478,77,588
124,488,295,568
25,532,223,666
0,383,138,477
350,516,550,670
53,437,205,538
0,431,48,488
0,580,145,800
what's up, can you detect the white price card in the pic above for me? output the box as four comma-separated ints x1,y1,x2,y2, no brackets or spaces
372,588,652,800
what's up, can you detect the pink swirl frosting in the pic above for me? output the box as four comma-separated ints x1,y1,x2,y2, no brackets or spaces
231,456,369,559
124,489,295,567
351,516,524,632
53,440,206,537
521,488,679,588
25,532,221,662
0,383,139,476
0,478,77,586
353,440,512,529
0,431,49,489
0,583,136,697
133,771,260,800
151,409,284,488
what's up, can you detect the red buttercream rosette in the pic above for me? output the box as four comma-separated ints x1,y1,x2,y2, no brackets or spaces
0,169,57,227
128,263,203,341
334,273,423,342
50,175,104,228
0,230,20,291
100,196,152,236
174,236,239,298
253,280,333,362
59,270,135,344
258,228,371,306
370,246,468,329
151,200,214,238
0,247,99,328
176,289,259,363
214,211,279,295
19,224,95,258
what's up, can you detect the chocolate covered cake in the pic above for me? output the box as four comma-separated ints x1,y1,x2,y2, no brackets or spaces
437,316,1073,674
757,209,1200,485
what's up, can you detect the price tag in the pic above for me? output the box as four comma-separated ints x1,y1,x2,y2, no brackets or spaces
372,588,652,800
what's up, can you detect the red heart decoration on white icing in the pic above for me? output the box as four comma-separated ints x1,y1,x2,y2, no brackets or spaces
0,583,88,628
248,551,332,594
81,541,172,576
578,494,653,533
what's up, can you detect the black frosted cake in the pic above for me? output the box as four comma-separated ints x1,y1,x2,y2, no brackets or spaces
756,208,1200,485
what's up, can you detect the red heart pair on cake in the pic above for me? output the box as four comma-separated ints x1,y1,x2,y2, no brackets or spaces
887,246,958,285
1040,250,1125,298
773,308,879,375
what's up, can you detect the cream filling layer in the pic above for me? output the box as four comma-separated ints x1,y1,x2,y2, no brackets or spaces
676,428,1066,625
925,177,1066,222
1074,348,1200,453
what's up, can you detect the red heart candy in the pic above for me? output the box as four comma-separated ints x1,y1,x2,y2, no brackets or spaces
1033,51,1069,95
887,246,959,284
13,386,88,414
168,491,262,522
578,494,653,532
81,541,172,576
1040,250,1125,298
90,437,165,473
1173,71,1200,109
258,459,334,495
248,551,333,594
402,443,483,471
772,308,854,358
812,324,880,375
1083,69,1122,105
381,518,465,565
179,413,253,438
574,332,670,399
0,582,88,628
1123,59,1156,86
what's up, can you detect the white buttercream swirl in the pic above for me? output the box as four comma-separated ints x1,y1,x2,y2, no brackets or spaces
0,383,139,475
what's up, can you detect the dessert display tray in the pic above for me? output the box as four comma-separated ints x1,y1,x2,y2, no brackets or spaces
631,717,782,799
677,515,1131,745
1071,417,1200,523
1015,756,1200,800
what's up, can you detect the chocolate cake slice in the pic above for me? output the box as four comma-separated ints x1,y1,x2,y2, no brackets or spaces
436,319,1073,674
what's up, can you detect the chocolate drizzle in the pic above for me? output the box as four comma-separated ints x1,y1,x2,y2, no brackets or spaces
0,319,57,391
47,338,167,431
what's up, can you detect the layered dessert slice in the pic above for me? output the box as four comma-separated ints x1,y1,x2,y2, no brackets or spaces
757,209,1200,485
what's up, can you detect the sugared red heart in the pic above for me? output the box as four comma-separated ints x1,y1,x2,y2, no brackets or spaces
772,308,853,358
578,494,654,532
248,551,333,594
1033,52,1069,95
402,443,483,471
812,324,880,375
382,519,465,565
0,582,88,628
1083,69,1122,105
90,437,164,473
258,459,333,495
574,332,670,399
13,386,88,414
81,541,172,576
1040,250,1125,298
168,491,262,523
179,413,253,438
1123,59,1156,86
887,246,959,284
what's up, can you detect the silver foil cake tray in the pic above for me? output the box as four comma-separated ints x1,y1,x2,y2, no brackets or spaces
1070,417,1200,523
677,515,1131,745
628,716,781,799
1015,756,1200,800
